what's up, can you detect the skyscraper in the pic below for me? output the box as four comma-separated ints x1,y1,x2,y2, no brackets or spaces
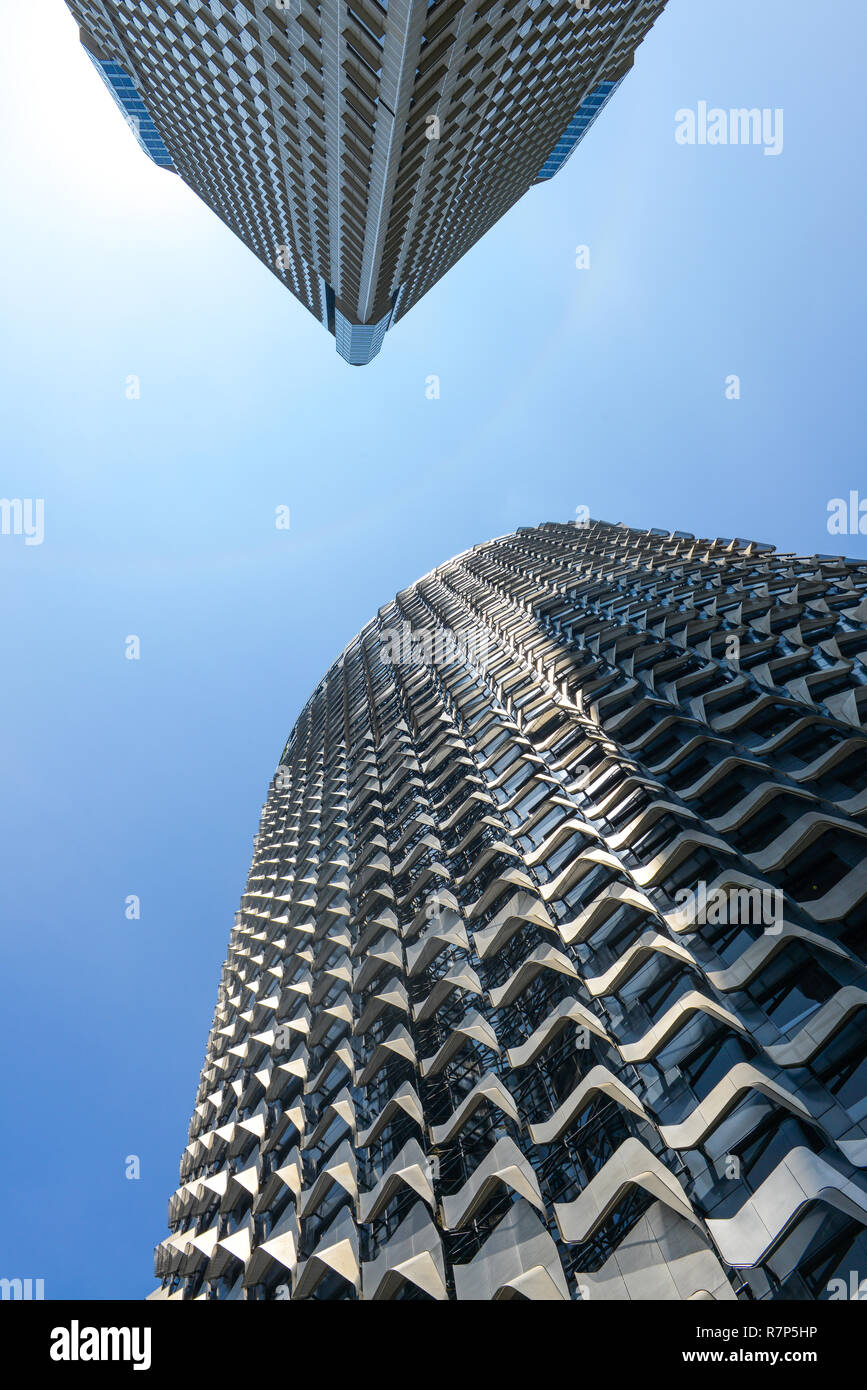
152,519,867,1302
65,0,668,363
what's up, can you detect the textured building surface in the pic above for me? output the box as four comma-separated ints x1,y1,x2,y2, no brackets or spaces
65,0,667,362
152,519,867,1301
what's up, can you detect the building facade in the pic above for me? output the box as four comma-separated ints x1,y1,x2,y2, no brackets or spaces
64,0,667,363
152,519,867,1301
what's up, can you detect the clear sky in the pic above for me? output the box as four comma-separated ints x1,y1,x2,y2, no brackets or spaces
1,0,865,1299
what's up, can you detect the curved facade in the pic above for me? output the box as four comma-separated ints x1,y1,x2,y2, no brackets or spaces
152,519,867,1301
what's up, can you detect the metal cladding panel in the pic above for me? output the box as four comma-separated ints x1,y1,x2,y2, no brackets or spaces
152,519,867,1301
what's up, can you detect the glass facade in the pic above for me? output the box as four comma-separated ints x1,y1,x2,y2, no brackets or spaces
83,50,174,170
334,306,393,367
536,79,623,182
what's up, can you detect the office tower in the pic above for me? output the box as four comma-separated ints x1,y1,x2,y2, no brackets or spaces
151,518,867,1302
65,0,668,363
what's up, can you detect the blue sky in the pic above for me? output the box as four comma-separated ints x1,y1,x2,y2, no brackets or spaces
0,0,865,1299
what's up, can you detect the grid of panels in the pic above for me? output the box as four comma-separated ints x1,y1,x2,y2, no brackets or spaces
536,77,621,181
151,519,867,1301
65,0,668,361
83,47,176,167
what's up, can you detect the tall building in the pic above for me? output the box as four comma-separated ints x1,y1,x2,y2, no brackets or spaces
65,0,668,364
151,519,867,1302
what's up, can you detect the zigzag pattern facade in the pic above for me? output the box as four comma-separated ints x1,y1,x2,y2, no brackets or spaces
152,518,867,1301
